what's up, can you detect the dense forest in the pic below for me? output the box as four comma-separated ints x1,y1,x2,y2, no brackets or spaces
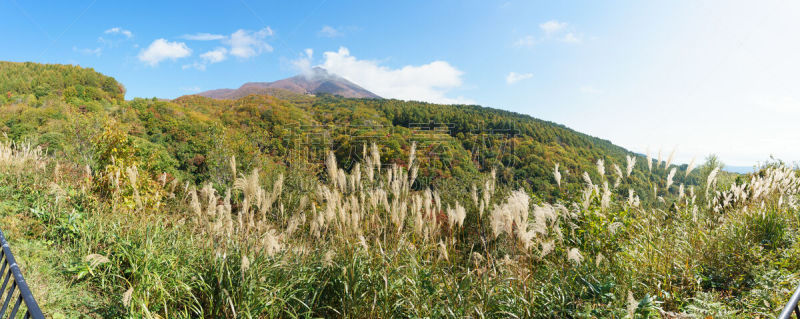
0,61,698,206
2,62,795,318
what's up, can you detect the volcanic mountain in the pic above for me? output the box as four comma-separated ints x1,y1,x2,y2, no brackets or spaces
196,67,381,99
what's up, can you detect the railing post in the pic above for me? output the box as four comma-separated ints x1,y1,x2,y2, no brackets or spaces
779,282,800,319
0,228,45,319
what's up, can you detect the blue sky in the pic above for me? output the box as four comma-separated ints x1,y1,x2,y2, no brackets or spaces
1,0,798,167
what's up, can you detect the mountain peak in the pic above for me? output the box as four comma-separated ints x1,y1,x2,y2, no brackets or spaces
195,68,380,100
305,66,332,78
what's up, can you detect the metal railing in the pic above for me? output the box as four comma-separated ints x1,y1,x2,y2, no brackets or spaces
0,229,44,319
779,282,800,319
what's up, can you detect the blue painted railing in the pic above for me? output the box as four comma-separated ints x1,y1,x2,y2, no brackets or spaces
0,228,44,319
779,282,800,319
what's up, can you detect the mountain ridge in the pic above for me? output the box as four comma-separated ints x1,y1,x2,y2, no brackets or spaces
196,67,381,100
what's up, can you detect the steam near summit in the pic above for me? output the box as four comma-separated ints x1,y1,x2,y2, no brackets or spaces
195,67,381,99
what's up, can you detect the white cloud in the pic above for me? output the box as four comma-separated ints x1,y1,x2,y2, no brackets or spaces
516,20,583,47
180,86,202,93
73,46,102,56
181,33,226,41
104,27,133,38
561,32,582,43
513,35,537,47
319,25,343,38
182,62,205,71
98,27,133,48
184,47,228,71
138,39,192,66
201,47,228,63
539,20,567,35
320,47,471,104
225,27,273,59
291,48,314,75
506,72,533,84
172,27,274,70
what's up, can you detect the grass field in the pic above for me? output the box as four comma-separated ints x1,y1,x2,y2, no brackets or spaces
0,139,798,318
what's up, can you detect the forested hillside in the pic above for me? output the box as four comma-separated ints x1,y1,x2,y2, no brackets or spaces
0,61,124,102
0,62,695,205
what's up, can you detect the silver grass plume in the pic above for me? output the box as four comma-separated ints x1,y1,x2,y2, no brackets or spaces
646,149,652,172
596,159,605,177
241,255,250,272
567,248,583,265
408,142,417,168
582,187,593,210
627,291,638,319
627,189,640,207
85,253,110,268
438,241,449,261
665,148,676,169
628,189,635,206
230,155,236,179
613,163,623,188
126,165,142,210
626,155,635,177
325,151,339,189
122,287,133,307
685,157,696,177
234,169,261,204
657,149,662,169
582,171,593,189
553,163,562,187
158,172,167,187
48,182,66,202
666,167,676,190
540,240,555,258
370,143,381,174
705,166,720,196
489,189,529,239
596,253,606,267
446,202,466,229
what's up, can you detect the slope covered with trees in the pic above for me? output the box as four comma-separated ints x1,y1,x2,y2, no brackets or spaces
0,61,124,102
0,61,699,205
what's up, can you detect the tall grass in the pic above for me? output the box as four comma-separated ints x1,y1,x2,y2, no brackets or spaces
0,140,799,317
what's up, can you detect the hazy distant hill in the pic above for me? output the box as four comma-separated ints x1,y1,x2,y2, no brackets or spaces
724,165,754,174
196,67,381,99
